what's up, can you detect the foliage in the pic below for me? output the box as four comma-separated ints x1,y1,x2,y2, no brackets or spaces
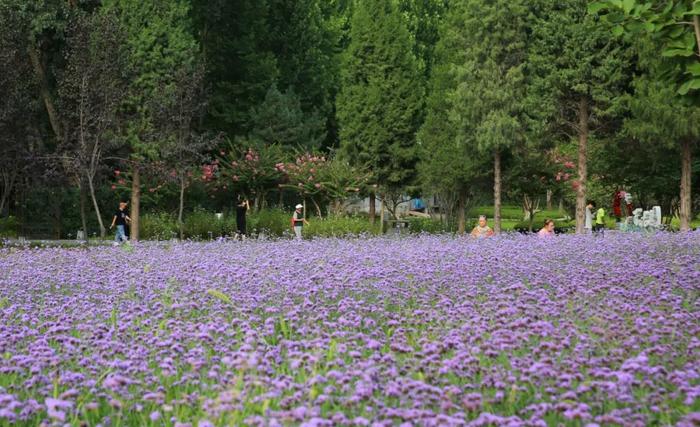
591,0,700,96
337,0,424,194
214,143,286,202
249,85,327,150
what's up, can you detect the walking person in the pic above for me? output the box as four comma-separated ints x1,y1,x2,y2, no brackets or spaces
235,195,249,240
291,204,310,240
109,200,131,244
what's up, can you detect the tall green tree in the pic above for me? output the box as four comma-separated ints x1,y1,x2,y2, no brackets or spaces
418,1,489,234
249,85,327,150
592,0,699,230
448,0,528,234
620,40,700,227
528,0,632,233
336,0,423,223
103,0,200,240
191,0,276,137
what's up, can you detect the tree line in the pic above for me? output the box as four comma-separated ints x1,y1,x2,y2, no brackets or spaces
0,0,698,240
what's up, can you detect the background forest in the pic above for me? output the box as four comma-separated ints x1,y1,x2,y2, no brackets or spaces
1,0,699,240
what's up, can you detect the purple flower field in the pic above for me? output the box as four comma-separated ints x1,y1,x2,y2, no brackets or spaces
1,233,699,426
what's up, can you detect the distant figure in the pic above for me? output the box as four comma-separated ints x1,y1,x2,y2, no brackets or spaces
538,219,555,238
470,215,494,239
412,198,426,213
585,201,595,234
235,195,249,240
594,205,606,235
291,204,310,240
109,200,131,243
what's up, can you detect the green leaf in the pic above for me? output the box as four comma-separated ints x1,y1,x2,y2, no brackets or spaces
622,0,635,14
662,48,695,57
677,78,700,95
612,25,625,37
588,2,608,14
685,62,700,77
206,289,232,305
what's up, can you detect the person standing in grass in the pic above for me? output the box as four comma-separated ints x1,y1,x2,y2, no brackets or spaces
470,215,494,239
109,200,131,243
291,204,309,240
594,204,606,235
585,201,595,234
538,219,555,238
235,195,249,240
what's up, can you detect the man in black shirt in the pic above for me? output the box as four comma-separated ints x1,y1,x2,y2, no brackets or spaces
109,200,131,243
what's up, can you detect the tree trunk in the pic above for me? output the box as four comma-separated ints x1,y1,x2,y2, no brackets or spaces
86,174,106,238
575,97,589,234
79,180,88,240
493,149,502,234
558,197,564,213
680,139,692,232
0,170,16,216
28,46,62,140
369,192,376,224
457,189,466,234
178,176,186,240
546,189,552,211
130,167,141,241
312,198,322,219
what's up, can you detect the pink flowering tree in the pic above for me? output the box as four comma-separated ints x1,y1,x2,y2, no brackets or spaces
279,153,369,218
213,141,286,210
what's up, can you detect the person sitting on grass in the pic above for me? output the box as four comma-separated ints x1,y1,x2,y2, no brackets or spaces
538,219,555,238
470,215,494,239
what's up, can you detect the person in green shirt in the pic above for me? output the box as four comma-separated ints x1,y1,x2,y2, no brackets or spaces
594,205,605,235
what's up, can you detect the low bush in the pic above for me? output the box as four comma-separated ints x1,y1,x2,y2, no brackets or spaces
405,217,453,234
0,216,19,238
305,215,380,238
140,213,179,240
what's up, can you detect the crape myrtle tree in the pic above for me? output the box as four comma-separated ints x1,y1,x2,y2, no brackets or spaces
592,0,700,231
528,0,633,233
103,0,200,241
336,0,423,223
448,0,529,234
57,11,129,239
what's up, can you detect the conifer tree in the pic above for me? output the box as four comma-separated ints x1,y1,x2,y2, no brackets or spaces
336,0,423,222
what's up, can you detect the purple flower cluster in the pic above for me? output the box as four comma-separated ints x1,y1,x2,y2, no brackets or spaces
0,233,699,425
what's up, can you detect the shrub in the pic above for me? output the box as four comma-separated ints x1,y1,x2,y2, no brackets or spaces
305,215,379,238
182,208,232,239
0,216,19,238
248,208,290,237
140,213,178,240
405,217,453,234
